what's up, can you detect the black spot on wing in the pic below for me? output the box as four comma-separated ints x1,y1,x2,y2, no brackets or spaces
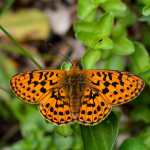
28,72,33,85
40,87,47,93
102,72,107,81
91,73,94,77
104,81,110,87
44,72,49,80
120,81,124,86
39,72,43,80
33,81,39,87
102,88,109,94
112,82,119,88
40,81,46,86
49,72,54,77
108,73,113,80
50,80,58,85
118,72,123,80
97,72,101,77
91,81,100,86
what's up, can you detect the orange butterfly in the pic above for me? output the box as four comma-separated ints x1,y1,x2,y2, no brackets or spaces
10,59,144,126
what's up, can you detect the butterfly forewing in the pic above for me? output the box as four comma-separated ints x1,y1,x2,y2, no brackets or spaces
10,70,68,103
81,70,144,105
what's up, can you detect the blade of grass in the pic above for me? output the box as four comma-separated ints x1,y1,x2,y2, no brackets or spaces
0,0,16,17
0,86,15,97
0,25,43,69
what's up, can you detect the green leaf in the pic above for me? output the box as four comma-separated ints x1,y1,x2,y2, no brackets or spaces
139,16,150,22
101,0,126,12
83,8,97,22
137,0,150,5
54,135,74,150
21,123,39,141
130,90,150,105
81,48,101,70
61,62,72,71
74,21,94,33
138,126,150,148
91,0,109,5
142,3,150,16
118,138,149,150
81,111,118,150
100,50,112,60
74,12,114,37
123,9,137,26
112,37,135,55
131,105,150,123
12,140,37,150
36,136,53,150
55,125,73,137
141,26,150,47
94,11,114,36
77,0,98,20
76,32,113,50
97,53,125,71
112,19,127,38
130,42,150,74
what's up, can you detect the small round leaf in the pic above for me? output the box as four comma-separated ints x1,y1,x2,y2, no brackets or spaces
55,125,73,137
112,37,135,55
82,48,101,70
142,3,150,16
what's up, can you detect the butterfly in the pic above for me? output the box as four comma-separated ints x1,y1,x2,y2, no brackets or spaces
10,59,144,126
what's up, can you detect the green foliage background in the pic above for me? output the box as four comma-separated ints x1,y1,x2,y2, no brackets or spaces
1,0,150,150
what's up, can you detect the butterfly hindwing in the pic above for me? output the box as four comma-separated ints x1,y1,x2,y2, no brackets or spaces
39,87,74,125
81,70,144,105
10,70,68,104
77,86,112,125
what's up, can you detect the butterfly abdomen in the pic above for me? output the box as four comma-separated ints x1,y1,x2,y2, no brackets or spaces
69,73,80,119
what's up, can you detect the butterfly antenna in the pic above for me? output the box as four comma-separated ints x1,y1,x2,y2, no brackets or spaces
45,40,72,64
77,39,103,64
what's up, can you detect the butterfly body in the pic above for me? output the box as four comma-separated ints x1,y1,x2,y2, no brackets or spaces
10,60,144,126
68,60,87,119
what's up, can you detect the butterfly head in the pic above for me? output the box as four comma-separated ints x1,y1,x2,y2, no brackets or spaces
69,60,81,74
71,60,80,68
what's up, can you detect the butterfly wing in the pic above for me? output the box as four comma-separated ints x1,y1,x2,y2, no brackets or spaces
76,69,144,125
10,70,68,103
10,70,74,125
81,70,144,105
77,85,112,125
39,87,74,125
